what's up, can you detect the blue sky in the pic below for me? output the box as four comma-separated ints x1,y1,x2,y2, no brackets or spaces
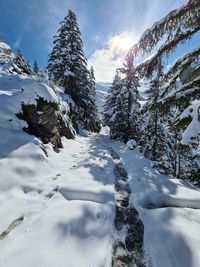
0,0,197,81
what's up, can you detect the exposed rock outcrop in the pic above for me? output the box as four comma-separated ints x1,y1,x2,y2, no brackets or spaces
16,97,75,152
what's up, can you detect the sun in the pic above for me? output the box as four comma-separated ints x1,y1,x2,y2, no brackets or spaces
109,33,135,52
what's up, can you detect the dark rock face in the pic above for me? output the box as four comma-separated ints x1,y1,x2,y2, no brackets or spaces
16,97,75,152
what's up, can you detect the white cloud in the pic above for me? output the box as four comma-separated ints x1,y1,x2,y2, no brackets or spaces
89,32,138,82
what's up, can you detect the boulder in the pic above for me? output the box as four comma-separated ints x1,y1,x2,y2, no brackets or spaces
16,97,75,152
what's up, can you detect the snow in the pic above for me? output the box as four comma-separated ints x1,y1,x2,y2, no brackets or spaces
95,82,110,112
179,100,200,145
0,54,200,265
110,140,200,267
126,139,137,150
0,114,200,267
64,70,75,77
0,70,60,160
0,133,115,267
0,42,11,50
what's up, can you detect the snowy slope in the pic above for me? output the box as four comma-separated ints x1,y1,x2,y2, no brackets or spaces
0,135,115,267
0,44,200,266
0,118,200,267
110,140,200,267
95,82,110,112
0,71,59,159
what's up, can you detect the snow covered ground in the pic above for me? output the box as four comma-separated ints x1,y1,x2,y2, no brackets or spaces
0,66,199,266
0,128,200,267
0,134,115,267
111,141,200,267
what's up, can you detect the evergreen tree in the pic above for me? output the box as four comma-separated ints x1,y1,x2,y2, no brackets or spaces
47,10,100,132
121,51,141,142
13,50,31,75
104,53,141,143
104,71,127,141
133,0,200,78
33,60,39,74
26,60,32,74
89,66,95,88
104,71,121,127
131,0,200,180
139,75,175,175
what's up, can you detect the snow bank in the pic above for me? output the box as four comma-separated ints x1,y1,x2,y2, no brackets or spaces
110,141,200,267
179,100,200,145
0,135,115,267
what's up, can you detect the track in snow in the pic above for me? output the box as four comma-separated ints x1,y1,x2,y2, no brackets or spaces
105,145,145,267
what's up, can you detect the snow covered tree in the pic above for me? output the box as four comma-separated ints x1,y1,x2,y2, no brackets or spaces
47,10,100,133
13,50,31,75
26,60,32,74
121,51,141,142
104,52,141,143
133,0,200,78
130,0,200,180
103,71,125,140
89,66,95,87
33,60,39,74
158,52,200,179
139,73,175,175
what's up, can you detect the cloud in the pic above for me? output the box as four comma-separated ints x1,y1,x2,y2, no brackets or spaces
89,32,138,82
13,37,22,49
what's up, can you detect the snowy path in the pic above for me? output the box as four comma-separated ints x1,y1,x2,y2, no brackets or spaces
0,132,200,267
0,134,116,267
112,141,200,267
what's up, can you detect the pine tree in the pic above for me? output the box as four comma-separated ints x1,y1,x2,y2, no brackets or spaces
104,71,128,141
26,60,32,74
33,60,39,74
104,53,141,143
131,0,200,180
132,0,200,78
47,10,100,132
139,77,175,175
13,50,31,75
103,71,121,127
121,51,141,142
89,66,95,88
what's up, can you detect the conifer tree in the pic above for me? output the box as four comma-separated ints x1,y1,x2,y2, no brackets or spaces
26,60,32,74
89,66,95,88
121,51,141,142
104,53,141,143
47,10,100,132
103,71,121,127
131,0,200,180
33,60,39,74
13,50,31,75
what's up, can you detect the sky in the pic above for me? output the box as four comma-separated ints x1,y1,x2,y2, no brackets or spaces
0,0,195,82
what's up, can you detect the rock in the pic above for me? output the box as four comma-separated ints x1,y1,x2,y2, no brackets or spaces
16,97,75,152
